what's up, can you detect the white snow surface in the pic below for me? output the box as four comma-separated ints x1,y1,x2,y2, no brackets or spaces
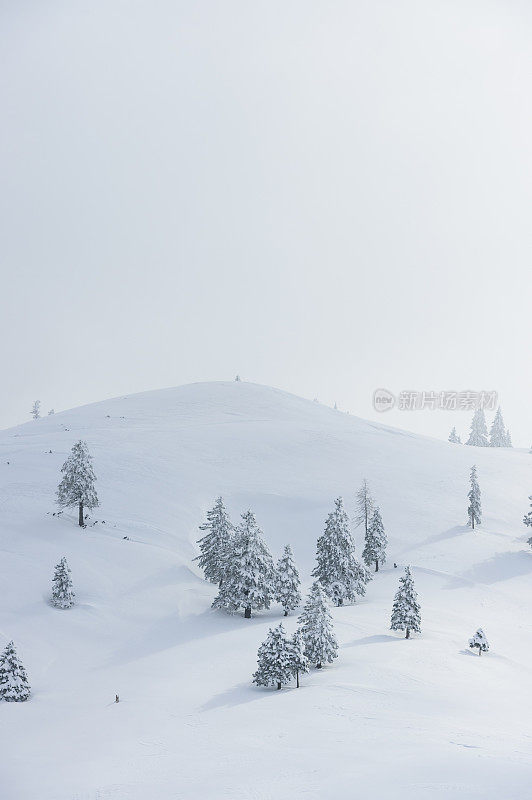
0,381,530,799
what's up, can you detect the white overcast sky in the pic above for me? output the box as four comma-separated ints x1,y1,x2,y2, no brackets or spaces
1,0,531,444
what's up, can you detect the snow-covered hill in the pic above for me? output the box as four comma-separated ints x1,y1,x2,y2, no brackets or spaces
1,382,530,799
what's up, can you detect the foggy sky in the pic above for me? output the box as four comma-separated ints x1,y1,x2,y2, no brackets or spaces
1,0,531,445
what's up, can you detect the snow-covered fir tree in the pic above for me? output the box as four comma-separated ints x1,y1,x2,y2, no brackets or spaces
467,464,482,529
194,497,233,586
504,428,512,447
523,494,532,529
31,400,40,420
234,374,241,381
298,581,338,668
56,440,98,527
0,641,30,702
274,544,302,616
489,407,507,447
363,507,387,572
288,629,308,688
252,624,293,690
212,510,273,618
390,566,421,639
469,628,489,656
466,409,488,447
354,479,374,539
48,408,55,415
51,557,75,609
448,427,461,444
312,497,371,605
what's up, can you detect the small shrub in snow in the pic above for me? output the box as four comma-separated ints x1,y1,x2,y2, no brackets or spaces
253,624,293,690
274,544,302,616
31,400,40,420
467,465,482,529
0,641,30,702
298,581,338,669
390,566,421,639
195,497,233,586
51,557,75,609
469,628,489,656
56,440,98,527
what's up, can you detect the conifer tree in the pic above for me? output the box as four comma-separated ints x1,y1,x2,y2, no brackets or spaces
363,507,387,572
467,465,482,529
489,407,507,447
469,628,489,656
312,497,371,605
505,428,512,447
194,497,233,586
390,566,421,639
466,409,488,447
56,440,98,527
274,544,302,616
51,557,75,609
448,427,461,444
0,641,30,702
523,494,532,529
212,510,273,618
298,581,338,668
31,400,40,420
288,629,309,688
48,409,55,416
354,479,374,539
252,624,293,690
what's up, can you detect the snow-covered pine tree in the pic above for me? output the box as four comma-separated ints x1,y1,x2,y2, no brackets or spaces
523,494,532,529
489,407,507,447
31,400,40,420
212,510,273,618
0,641,30,701
48,409,55,416
298,581,338,668
467,464,482,529
448,427,461,444
274,544,302,616
51,557,75,609
469,628,489,656
288,629,309,688
363,507,387,572
56,440,98,527
505,428,512,447
312,497,371,605
354,479,374,539
234,374,241,381
252,624,293,690
194,497,233,586
390,566,421,639
466,409,488,447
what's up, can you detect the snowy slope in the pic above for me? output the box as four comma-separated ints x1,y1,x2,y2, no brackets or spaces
0,381,530,800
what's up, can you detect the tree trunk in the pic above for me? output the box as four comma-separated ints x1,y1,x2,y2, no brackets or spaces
296,670,299,688
478,648,481,656
471,516,475,530
277,681,281,690
244,606,251,619
405,628,410,639
337,598,343,607
284,610,288,617
375,560,379,572
78,501,84,527
316,662,322,669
